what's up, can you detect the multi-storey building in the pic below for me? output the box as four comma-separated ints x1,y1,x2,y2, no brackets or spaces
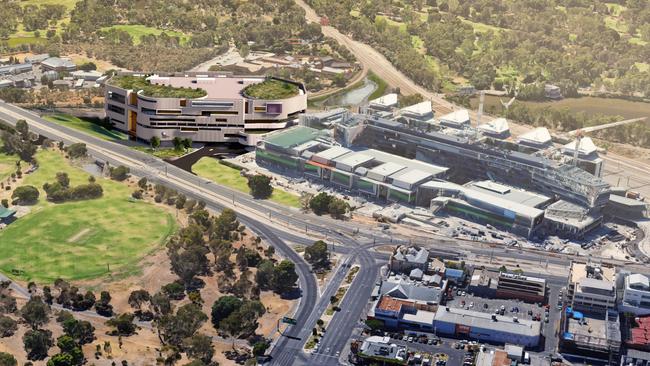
619,273,650,316
104,73,307,146
567,262,616,315
496,273,546,303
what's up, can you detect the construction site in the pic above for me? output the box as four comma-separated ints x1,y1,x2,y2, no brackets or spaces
253,92,648,242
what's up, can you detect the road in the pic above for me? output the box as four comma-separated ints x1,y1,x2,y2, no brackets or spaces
0,101,383,366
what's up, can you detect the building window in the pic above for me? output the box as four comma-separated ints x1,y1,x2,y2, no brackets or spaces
254,106,266,113
107,104,125,114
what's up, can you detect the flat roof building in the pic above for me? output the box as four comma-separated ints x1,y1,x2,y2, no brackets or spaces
434,307,541,348
567,262,616,315
257,126,448,205
497,272,546,303
105,73,307,146
517,127,552,149
438,109,470,129
478,118,510,138
367,93,398,113
619,273,650,316
41,57,76,72
357,336,408,365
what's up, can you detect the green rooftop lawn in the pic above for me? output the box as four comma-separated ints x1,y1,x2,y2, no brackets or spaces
132,146,190,159
109,75,207,99
0,148,176,283
192,157,300,208
243,79,300,100
44,113,128,142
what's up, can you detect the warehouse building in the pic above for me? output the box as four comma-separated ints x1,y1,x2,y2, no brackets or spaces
433,307,541,348
354,336,408,365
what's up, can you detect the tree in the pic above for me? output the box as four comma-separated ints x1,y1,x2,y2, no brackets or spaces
158,303,207,346
56,172,70,188
128,290,150,311
162,281,185,300
61,318,95,345
65,143,87,159
151,292,173,317
53,335,83,365
23,329,53,361
137,177,148,189
0,316,17,337
182,333,214,364
46,353,74,366
252,341,270,357
175,194,187,209
150,136,160,150
211,296,242,329
247,174,273,199
309,192,332,215
272,260,298,294
20,296,50,329
105,313,136,336
15,120,29,139
172,137,183,151
304,240,330,270
328,197,349,219
11,185,39,204
109,165,130,181
0,352,16,366
95,291,113,317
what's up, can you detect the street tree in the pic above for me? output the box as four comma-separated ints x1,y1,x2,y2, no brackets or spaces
304,240,330,270
247,174,273,199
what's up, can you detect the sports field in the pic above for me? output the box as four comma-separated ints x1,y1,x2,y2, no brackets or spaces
192,157,301,208
99,25,189,45
0,149,176,283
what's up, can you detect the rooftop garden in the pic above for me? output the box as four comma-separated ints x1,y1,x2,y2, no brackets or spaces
243,78,300,99
109,75,207,99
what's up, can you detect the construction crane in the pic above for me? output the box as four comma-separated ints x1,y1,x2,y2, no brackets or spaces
566,117,647,166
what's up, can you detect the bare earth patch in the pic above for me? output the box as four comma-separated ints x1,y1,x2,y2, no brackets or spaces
67,228,92,243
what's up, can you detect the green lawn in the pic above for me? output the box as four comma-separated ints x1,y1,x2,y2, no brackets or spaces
368,71,388,101
0,149,176,283
132,146,190,159
192,157,300,208
44,114,128,142
243,79,299,100
0,152,20,182
99,24,189,45
5,37,47,48
109,75,207,98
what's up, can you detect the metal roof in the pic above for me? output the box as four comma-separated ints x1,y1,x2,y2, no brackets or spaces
518,127,552,145
438,109,470,126
264,126,324,149
435,307,541,337
369,93,398,108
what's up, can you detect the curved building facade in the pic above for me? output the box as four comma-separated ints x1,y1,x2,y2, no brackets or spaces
104,73,307,146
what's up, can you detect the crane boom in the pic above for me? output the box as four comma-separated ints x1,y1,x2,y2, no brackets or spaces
567,117,647,136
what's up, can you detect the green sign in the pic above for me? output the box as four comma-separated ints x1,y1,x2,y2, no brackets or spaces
282,317,298,325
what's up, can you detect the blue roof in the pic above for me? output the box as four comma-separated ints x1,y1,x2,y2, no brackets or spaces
445,269,465,278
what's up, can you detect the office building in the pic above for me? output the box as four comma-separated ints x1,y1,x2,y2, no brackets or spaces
355,336,408,365
496,272,546,303
41,57,76,72
567,262,616,315
619,273,650,316
105,73,307,146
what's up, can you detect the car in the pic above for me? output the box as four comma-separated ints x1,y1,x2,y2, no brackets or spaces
408,337,414,342
457,290,462,296
402,335,408,341
545,316,549,323
557,305,562,310
469,302,474,308
428,339,434,345
335,351,340,357
483,303,489,309
326,347,330,353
